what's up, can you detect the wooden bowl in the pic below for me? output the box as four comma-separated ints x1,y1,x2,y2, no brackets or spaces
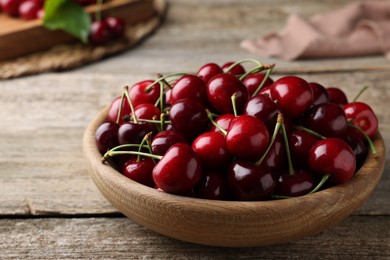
83,107,386,247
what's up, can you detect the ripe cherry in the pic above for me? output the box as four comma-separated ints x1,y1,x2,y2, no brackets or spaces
118,122,156,145
259,134,286,171
133,103,160,120
105,16,125,39
222,61,246,76
151,130,187,156
196,63,223,84
90,20,113,45
228,160,275,201
192,131,232,169
274,170,315,197
128,80,160,108
308,138,356,184
344,101,378,138
210,114,235,133
169,99,209,140
343,126,368,170
207,73,248,114
304,103,347,137
106,96,131,124
244,94,279,132
242,73,274,97
327,87,348,105
0,0,22,16
226,115,269,161
170,75,207,105
122,157,155,187
288,129,320,168
152,143,202,194
271,76,313,118
309,82,329,106
18,0,41,20
194,170,228,200
95,121,119,154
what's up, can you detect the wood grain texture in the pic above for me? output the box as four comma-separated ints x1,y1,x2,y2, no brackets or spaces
0,0,389,255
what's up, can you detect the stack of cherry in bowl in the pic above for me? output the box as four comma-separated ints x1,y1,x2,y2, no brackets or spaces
84,59,385,247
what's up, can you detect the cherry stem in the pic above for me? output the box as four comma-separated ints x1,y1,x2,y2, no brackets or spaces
137,118,171,124
295,126,326,140
239,63,274,81
137,132,153,162
231,92,238,117
251,65,275,97
95,0,103,22
156,73,173,90
145,133,156,164
105,150,162,161
207,110,227,136
116,91,126,124
309,175,330,194
352,85,369,102
123,86,138,123
145,73,189,93
280,114,295,176
101,144,149,164
160,113,166,133
347,123,378,158
255,113,282,166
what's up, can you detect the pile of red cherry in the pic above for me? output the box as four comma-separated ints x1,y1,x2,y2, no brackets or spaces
95,59,379,201
0,0,125,45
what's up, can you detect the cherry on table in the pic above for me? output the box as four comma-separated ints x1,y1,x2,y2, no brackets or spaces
170,75,208,106
95,121,119,154
343,101,378,138
326,87,348,105
151,130,187,156
133,103,161,120
196,63,223,84
309,82,329,106
152,143,202,195
18,0,41,20
90,20,113,45
106,96,131,125
121,157,155,187
105,16,125,39
242,73,274,97
0,0,22,16
222,61,246,76
129,80,160,108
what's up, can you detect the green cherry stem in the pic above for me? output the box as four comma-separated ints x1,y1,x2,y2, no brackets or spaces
347,123,378,158
95,0,103,22
352,85,369,102
105,150,162,162
123,86,138,123
309,175,330,194
207,110,227,136
255,113,282,166
280,115,295,176
145,72,189,93
115,90,126,124
239,63,274,81
136,132,153,162
251,64,275,97
231,92,238,117
160,113,166,133
295,126,326,140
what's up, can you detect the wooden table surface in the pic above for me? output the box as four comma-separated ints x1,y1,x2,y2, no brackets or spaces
1,0,389,259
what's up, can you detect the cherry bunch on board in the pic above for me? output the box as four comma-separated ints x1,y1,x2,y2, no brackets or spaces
95,59,379,201
0,0,45,20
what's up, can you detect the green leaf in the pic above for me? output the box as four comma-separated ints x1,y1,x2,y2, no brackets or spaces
43,0,91,43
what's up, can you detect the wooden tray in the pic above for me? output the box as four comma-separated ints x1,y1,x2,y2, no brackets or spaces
0,0,160,61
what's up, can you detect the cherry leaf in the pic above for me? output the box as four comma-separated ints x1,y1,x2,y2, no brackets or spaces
43,0,91,43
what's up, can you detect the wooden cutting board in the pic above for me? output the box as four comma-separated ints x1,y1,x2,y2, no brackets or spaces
0,0,160,61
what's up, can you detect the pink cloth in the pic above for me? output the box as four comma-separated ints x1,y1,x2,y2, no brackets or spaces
241,0,390,60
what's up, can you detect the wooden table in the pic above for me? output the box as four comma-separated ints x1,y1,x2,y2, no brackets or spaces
1,0,389,258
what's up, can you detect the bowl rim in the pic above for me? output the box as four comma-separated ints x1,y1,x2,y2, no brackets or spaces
83,106,386,247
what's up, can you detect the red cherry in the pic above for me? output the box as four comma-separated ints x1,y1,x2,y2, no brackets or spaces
226,115,269,161
228,160,275,201
196,63,223,84
244,94,279,132
90,20,113,45
326,87,348,105
275,170,315,197
106,96,131,125
117,122,156,145
105,16,125,38
309,82,329,106
95,121,119,154
18,0,41,19
259,134,286,171
308,138,356,184
128,80,160,108
133,103,160,120
192,131,232,169
270,76,313,118
343,126,368,170
151,130,187,156
210,113,235,133
122,157,155,187
304,103,348,137
288,129,320,168
0,0,22,16
170,75,207,105
152,143,202,194
343,101,378,138
222,61,246,76
207,73,248,114
242,73,274,97
194,170,228,200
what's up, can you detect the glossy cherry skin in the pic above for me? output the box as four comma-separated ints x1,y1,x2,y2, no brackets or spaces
288,130,320,168
95,121,119,154
152,143,202,195
90,20,112,45
151,130,187,156
194,170,228,200
226,115,269,161
18,0,41,20
259,134,286,171
274,170,315,197
210,114,235,133
207,73,248,114
270,76,313,118
343,126,368,171
242,73,274,97
304,103,347,137
105,16,125,38
170,75,208,105
344,101,378,138
244,94,279,132
196,63,223,84
117,122,156,145
192,131,232,169
326,87,348,105
308,138,356,184
128,80,160,108
309,82,329,106
0,0,22,16
133,103,161,120
169,99,209,140
106,96,131,124
228,161,275,201
222,61,246,76
121,157,155,187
